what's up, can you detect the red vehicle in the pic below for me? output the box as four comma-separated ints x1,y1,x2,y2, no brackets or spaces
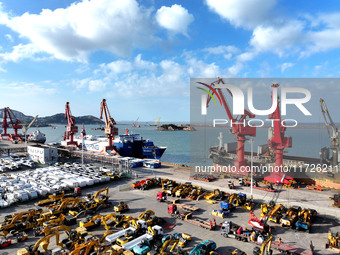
74,187,82,196
131,178,153,190
156,191,167,202
0,238,11,248
248,211,269,233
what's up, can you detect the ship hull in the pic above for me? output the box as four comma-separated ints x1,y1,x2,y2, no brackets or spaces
209,146,340,189
69,135,166,160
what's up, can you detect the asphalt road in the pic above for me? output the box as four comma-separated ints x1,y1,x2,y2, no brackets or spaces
0,163,339,254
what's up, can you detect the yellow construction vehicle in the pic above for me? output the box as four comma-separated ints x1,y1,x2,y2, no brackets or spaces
101,213,118,230
204,189,221,200
79,215,102,230
175,184,193,198
295,208,317,232
241,200,255,210
326,230,340,251
42,225,71,236
115,215,134,229
1,209,42,236
40,197,81,223
138,210,155,221
162,180,178,194
100,230,116,242
42,213,66,228
228,193,246,206
116,228,137,246
114,202,129,213
37,191,65,207
262,204,285,223
69,237,100,255
186,187,204,200
158,239,179,254
17,230,63,255
104,244,135,255
253,235,273,255
280,206,301,228
80,187,111,213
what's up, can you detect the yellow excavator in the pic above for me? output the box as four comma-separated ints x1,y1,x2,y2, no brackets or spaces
91,187,110,203
69,237,100,255
103,244,134,255
262,204,285,223
17,230,63,255
158,239,180,254
43,225,71,236
42,213,66,228
1,209,42,236
138,210,155,221
204,189,221,200
114,202,129,213
253,235,273,255
79,215,102,230
41,197,81,222
37,191,65,207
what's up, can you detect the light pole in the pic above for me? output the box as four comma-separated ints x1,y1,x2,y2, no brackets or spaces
249,138,254,200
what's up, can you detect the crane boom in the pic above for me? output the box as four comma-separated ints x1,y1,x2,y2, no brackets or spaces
320,98,338,147
100,99,118,152
64,102,78,146
198,78,256,172
320,98,339,166
264,84,293,185
0,107,22,141
23,115,38,135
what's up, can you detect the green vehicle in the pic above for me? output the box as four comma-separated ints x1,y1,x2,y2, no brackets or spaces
189,240,217,255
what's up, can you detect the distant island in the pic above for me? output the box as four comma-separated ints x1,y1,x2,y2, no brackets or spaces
157,124,196,131
0,108,104,126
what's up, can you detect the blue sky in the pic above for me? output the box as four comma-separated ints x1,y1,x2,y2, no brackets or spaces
1,0,340,122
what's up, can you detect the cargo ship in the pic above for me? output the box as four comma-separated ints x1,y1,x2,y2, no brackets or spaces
67,131,166,160
208,132,340,189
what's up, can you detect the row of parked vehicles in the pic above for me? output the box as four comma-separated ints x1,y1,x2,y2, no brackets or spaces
0,162,127,208
0,156,35,172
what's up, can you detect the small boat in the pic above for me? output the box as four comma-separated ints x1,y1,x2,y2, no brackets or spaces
27,130,46,144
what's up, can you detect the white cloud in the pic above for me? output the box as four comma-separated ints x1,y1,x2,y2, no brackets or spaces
88,79,107,92
205,0,276,29
0,0,155,62
156,4,194,36
5,34,13,42
203,45,239,59
0,81,57,95
250,21,304,56
0,43,40,69
281,62,294,72
106,60,133,75
186,58,222,77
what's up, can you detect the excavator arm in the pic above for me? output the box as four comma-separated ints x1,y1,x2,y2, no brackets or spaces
138,210,155,220
43,224,70,236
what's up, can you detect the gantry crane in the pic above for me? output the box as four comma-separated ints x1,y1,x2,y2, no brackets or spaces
23,115,38,139
198,78,256,171
0,107,23,141
320,98,339,166
264,84,293,185
100,99,118,152
64,102,78,146
132,117,139,127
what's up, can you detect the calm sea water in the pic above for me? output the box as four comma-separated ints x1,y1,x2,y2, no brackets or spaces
24,124,330,166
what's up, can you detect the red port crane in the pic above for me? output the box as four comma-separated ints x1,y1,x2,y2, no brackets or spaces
64,102,78,146
264,84,294,185
132,117,139,127
198,78,256,171
100,99,118,153
0,107,22,141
